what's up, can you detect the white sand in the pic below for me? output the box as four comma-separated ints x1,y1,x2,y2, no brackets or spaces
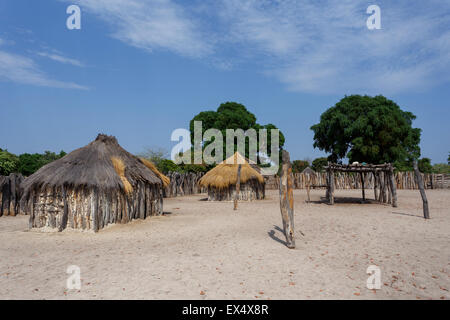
0,189,449,300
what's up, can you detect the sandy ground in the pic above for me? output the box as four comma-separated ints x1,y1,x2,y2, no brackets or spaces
0,189,449,300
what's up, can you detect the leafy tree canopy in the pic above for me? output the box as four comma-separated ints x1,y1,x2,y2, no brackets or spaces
292,160,309,174
17,151,66,176
311,95,421,164
190,102,285,164
311,157,328,172
0,149,19,176
432,163,450,174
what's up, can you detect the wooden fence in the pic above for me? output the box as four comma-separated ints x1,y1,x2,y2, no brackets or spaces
164,172,206,197
264,172,450,190
0,174,24,216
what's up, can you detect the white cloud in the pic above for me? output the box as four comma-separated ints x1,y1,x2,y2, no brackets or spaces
68,0,213,58
55,0,449,94
0,50,88,90
36,51,85,67
218,0,450,94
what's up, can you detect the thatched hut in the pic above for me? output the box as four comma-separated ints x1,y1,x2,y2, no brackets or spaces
199,152,265,201
21,134,167,232
301,167,315,176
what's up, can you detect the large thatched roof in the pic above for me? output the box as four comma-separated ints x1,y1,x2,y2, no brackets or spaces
22,134,163,196
199,152,264,189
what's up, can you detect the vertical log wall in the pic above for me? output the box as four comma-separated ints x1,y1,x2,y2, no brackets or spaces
0,174,24,216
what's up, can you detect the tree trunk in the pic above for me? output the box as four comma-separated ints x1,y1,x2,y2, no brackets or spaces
279,150,295,249
413,160,430,219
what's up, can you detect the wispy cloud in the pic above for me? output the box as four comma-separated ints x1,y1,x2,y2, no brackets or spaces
57,0,450,94
36,51,85,67
0,50,88,90
68,0,213,58
218,0,450,94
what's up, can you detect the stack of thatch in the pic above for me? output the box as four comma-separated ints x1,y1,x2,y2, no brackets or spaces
199,152,265,201
21,134,169,232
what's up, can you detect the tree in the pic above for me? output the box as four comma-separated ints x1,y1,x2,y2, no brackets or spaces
311,157,328,172
0,149,19,176
448,152,450,165
292,160,309,173
138,147,169,168
17,151,66,176
311,95,421,164
418,158,433,173
432,163,450,174
190,102,285,164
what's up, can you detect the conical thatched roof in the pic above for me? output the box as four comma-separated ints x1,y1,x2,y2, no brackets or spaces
22,134,163,197
301,167,315,175
139,158,170,187
199,152,264,189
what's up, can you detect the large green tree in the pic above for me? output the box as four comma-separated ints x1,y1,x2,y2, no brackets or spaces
311,95,421,165
189,102,285,164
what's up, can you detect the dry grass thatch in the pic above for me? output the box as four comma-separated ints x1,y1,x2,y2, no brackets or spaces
139,158,170,187
21,134,163,198
199,152,264,189
111,157,133,194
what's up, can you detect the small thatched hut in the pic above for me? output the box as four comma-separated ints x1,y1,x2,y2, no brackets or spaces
301,167,315,176
199,152,265,201
21,134,167,232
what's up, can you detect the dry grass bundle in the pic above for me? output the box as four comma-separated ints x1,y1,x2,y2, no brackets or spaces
139,158,170,187
199,152,264,189
111,156,133,194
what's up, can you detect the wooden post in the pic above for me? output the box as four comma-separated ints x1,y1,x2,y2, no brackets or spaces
329,169,335,205
279,150,295,249
373,171,378,201
388,165,398,207
234,164,242,210
306,174,311,203
413,160,430,219
360,172,365,202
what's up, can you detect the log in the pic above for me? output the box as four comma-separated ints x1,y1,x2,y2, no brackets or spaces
234,164,242,210
279,150,295,249
413,160,430,219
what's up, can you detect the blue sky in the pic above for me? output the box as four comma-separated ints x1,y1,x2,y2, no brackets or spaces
0,0,449,163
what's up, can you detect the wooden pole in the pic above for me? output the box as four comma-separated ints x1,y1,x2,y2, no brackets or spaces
329,169,335,205
279,150,295,249
306,174,311,203
388,165,398,207
413,160,430,219
373,171,378,201
360,172,365,202
234,164,242,210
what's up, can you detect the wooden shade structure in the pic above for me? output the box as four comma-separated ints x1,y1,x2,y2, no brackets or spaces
21,134,168,232
325,163,397,207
